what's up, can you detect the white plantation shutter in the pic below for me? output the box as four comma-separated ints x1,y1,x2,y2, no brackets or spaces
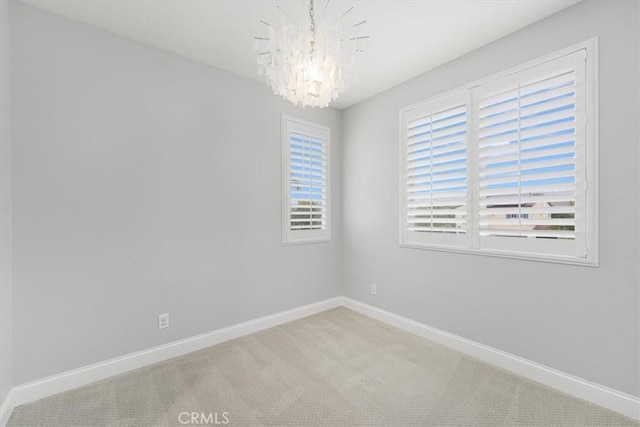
289,131,326,231
282,116,331,244
474,50,587,257
400,42,596,264
401,91,470,247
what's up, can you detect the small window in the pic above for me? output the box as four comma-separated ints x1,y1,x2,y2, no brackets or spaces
282,116,331,245
400,40,597,266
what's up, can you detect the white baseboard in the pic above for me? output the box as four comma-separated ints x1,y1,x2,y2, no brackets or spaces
342,297,640,421
9,296,342,412
0,390,13,427
4,295,638,425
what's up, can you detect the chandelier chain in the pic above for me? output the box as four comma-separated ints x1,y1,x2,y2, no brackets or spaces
309,0,315,33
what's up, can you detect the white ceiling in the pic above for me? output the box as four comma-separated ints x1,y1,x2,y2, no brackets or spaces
22,0,580,109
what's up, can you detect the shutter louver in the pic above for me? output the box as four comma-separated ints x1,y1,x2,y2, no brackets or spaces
289,130,327,232
477,68,578,241
405,103,468,235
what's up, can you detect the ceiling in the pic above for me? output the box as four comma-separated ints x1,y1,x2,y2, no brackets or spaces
21,0,580,109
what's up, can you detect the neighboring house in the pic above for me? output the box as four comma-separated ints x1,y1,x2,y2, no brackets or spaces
484,202,548,232
482,200,575,234
447,200,574,235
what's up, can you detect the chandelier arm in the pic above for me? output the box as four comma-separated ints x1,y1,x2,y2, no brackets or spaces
336,6,353,24
276,5,296,26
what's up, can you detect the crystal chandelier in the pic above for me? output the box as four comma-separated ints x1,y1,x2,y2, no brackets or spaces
254,1,368,108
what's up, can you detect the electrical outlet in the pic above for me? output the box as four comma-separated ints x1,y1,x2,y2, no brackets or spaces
158,313,169,329
371,284,377,295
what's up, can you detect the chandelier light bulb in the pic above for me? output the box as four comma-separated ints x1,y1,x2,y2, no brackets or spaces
254,1,368,108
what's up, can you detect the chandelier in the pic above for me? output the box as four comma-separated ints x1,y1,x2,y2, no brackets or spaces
254,0,368,108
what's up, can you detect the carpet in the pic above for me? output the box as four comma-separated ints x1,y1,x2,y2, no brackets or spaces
8,307,638,426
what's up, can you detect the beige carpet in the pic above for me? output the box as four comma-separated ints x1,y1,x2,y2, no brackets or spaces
8,307,639,426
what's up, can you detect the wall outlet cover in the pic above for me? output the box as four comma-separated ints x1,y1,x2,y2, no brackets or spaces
158,313,169,329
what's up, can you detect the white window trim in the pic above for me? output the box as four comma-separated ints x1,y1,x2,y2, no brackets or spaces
282,115,331,245
399,39,598,267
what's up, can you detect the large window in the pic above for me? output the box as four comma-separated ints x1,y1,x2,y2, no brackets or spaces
400,40,597,265
282,116,331,245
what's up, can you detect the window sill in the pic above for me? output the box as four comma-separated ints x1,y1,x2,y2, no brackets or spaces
283,237,332,246
399,242,598,267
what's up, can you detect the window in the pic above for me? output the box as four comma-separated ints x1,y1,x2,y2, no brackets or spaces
282,115,331,245
400,40,597,266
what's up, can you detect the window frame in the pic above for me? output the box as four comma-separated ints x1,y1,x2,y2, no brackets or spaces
399,39,598,267
282,115,331,245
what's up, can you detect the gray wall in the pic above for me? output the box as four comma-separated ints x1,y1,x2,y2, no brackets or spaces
11,2,343,385
0,0,12,407
342,0,640,397
7,0,639,400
